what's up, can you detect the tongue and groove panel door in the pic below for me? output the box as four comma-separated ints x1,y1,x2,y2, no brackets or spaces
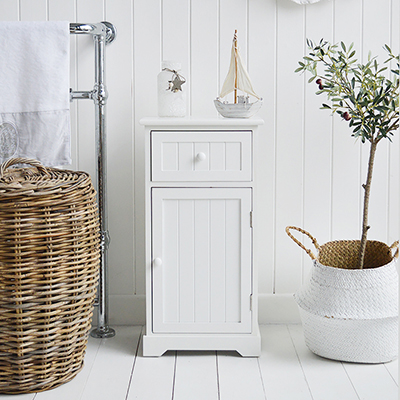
151,187,252,334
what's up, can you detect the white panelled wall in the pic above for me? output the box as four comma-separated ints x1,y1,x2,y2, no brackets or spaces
1,0,398,324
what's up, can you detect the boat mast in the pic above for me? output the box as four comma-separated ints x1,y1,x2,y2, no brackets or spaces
234,30,238,104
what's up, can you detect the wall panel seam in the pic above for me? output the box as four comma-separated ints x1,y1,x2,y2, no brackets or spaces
160,0,164,62
272,0,278,294
330,0,336,241
301,5,306,283
217,0,221,96
131,0,136,294
246,0,250,71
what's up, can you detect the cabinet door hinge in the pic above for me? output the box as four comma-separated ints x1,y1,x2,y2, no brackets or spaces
250,211,253,228
250,294,253,311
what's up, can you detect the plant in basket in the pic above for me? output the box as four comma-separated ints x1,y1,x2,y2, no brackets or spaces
285,40,399,363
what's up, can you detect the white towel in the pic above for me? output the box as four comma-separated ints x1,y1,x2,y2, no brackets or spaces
0,21,71,166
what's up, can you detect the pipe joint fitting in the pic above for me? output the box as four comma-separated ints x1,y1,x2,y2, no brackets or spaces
93,84,108,105
100,230,111,251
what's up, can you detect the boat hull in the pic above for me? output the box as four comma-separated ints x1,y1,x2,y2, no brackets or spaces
214,98,262,118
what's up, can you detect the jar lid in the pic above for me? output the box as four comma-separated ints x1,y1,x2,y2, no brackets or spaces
162,60,181,71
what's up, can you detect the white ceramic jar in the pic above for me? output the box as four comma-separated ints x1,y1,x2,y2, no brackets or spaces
157,61,186,117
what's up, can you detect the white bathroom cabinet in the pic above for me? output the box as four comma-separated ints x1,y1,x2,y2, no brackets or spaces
141,117,263,357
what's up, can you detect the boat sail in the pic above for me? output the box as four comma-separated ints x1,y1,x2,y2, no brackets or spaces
214,30,262,118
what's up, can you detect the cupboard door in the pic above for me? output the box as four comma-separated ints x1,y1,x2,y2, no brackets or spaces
152,188,252,333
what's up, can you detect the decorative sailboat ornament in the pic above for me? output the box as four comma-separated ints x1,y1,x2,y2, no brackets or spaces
214,30,262,118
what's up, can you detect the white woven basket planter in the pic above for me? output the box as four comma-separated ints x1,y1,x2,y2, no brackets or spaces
286,226,399,364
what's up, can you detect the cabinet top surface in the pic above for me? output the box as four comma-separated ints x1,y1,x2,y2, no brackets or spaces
140,116,264,127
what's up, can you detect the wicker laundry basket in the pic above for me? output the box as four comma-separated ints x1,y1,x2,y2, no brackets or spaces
0,158,100,393
286,226,399,363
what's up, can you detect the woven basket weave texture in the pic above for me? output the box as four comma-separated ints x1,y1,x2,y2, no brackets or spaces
0,158,100,394
298,309,398,363
286,226,399,363
296,260,398,320
318,239,394,269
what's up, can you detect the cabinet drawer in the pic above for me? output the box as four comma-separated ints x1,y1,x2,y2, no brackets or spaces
151,131,252,181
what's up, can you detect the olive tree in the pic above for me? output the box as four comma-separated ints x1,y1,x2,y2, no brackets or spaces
296,40,399,268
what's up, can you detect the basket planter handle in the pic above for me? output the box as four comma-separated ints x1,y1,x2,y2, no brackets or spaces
285,226,320,260
389,241,399,260
0,157,49,179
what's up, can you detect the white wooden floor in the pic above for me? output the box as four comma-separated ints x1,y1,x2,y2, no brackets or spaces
1,325,397,400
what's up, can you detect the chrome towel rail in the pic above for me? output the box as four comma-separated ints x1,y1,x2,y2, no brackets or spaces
70,21,116,339
70,22,116,44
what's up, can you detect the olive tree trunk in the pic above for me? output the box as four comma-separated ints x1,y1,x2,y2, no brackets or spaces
357,139,378,269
